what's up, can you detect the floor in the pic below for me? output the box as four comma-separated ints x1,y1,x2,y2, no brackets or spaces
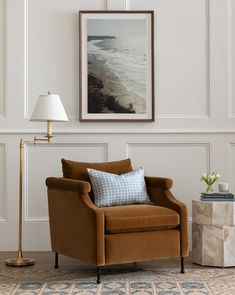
0,251,202,272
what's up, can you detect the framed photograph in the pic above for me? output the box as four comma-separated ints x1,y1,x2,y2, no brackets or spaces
79,10,154,122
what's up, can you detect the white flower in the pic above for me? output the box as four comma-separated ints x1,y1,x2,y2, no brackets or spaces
210,175,215,181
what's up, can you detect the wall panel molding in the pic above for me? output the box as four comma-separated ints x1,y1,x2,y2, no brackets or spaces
228,143,235,193
24,142,109,222
0,0,6,119
23,0,79,120
126,142,211,169
157,0,210,119
105,0,128,10
104,0,108,10
205,0,211,118
22,0,28,119
228,0,235,118
0,144,7,222
125,0,130,10
2,129,235,135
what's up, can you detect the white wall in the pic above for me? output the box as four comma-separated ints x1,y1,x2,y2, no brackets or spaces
0,0,235,250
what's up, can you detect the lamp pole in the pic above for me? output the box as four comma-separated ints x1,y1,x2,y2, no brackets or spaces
5,135,51,266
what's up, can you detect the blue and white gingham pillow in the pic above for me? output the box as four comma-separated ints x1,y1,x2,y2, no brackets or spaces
87,167,151,207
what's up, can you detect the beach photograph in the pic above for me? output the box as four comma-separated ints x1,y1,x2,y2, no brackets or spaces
86,16,149,116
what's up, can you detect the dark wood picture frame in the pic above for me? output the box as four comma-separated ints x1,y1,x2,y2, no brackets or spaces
79,10,154,122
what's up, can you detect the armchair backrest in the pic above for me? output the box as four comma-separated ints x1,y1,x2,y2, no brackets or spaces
61,158,133,201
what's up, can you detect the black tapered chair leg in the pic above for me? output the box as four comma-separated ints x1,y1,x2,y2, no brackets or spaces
54,252,59,269
180,257,185,273
96,266,101,284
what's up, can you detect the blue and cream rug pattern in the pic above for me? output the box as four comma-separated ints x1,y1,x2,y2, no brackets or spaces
1,268,235,294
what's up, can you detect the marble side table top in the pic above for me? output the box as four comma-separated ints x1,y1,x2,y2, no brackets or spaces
192,199,235,226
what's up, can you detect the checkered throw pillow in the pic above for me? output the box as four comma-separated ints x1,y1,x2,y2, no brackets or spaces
87,167,151,207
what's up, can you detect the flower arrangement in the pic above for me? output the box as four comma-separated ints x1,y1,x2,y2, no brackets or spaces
201,172,220,193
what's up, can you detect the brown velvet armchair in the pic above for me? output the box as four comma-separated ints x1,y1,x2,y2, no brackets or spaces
46,159,188,283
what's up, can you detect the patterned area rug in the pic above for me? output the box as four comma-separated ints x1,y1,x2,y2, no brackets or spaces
1,267,235,294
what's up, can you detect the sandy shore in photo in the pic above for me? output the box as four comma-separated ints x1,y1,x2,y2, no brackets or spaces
88,53,146,114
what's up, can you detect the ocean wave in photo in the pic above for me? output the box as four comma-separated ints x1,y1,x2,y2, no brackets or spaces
87,35,147,114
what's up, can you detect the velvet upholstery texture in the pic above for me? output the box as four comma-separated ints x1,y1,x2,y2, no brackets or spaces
103,204,179,234
62,158,133,182
105,230,180,265
46,159,189,268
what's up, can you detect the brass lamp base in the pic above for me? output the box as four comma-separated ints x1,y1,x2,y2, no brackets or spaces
5,257,35,267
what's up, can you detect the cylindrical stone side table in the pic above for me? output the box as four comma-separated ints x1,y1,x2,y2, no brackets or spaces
192,199,235,267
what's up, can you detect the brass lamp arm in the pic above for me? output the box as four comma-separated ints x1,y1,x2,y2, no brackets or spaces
34,121,53,143
21,121,53,145
33,136,52,144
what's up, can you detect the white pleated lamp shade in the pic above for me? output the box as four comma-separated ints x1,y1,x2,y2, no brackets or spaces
30,93,68,122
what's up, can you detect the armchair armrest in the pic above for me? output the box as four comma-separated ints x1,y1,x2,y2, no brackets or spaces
146,177,188,257
46,177,91,193
162,190,188,257
145,176,173,189
46,177,105,266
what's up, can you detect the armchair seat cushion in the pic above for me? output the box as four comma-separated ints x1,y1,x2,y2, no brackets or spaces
103,204,180,234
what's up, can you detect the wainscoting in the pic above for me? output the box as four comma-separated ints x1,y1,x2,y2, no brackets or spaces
0,0,235,250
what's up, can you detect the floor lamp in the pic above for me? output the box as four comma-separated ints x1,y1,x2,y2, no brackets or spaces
5,91,68,267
